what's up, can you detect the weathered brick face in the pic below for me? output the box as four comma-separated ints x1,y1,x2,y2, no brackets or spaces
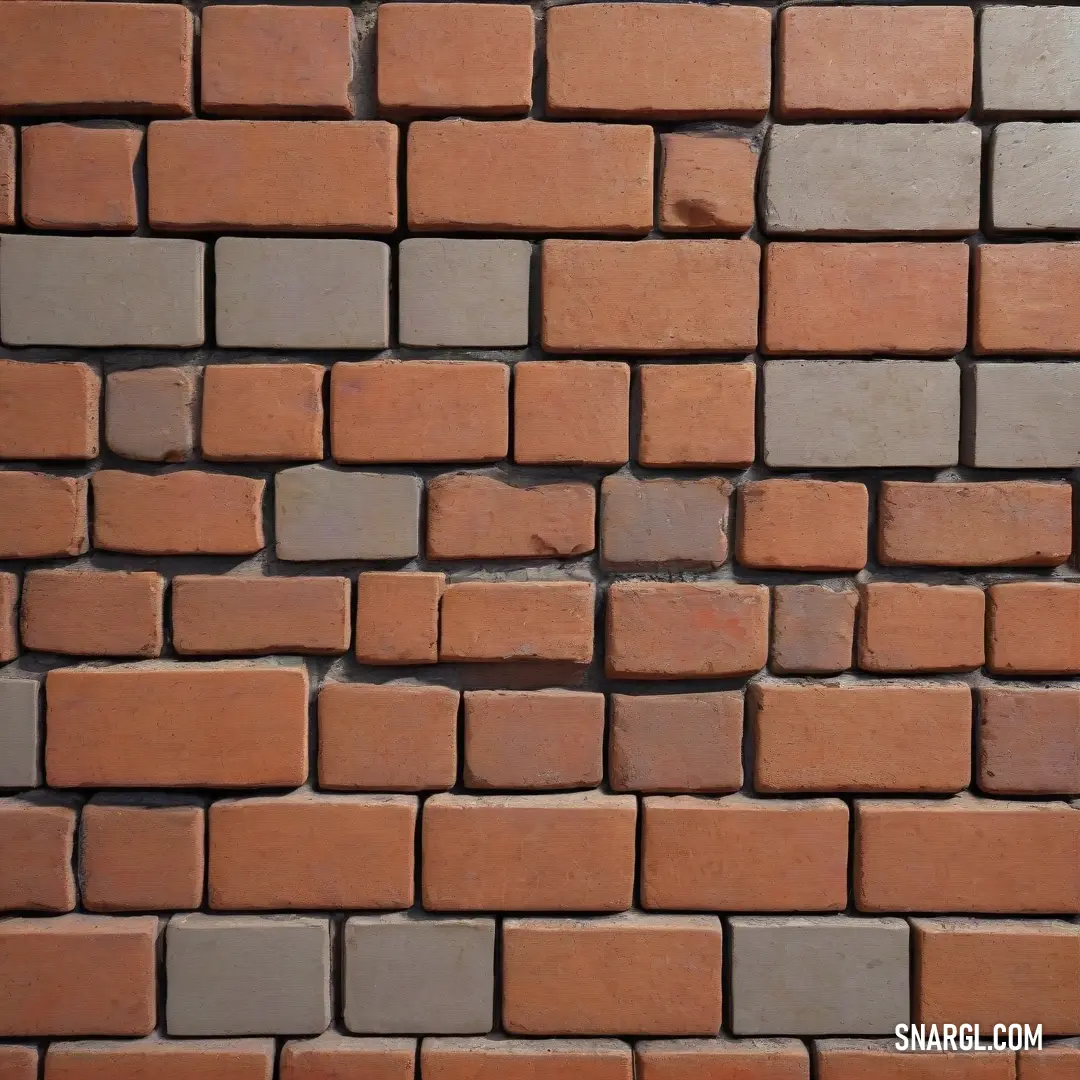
1,0,1078,1070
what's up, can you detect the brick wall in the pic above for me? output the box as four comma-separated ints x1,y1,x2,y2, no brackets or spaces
0,1,1079,1077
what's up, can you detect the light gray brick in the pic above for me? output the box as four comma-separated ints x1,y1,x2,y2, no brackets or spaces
105,368,196,463
0,678,40,790
398,238,531,348
165,914,331,1036
274,465,421,561
764,124,981,236
0,235,204,347
982,8,1080,116
343,913,495,1035
763,360,960,468
991,123,1080,231
215,238,389,349
963,362,1080,468
729,915,909,1036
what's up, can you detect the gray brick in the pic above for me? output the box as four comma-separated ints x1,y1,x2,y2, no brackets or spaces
165,914,331,1036
343,914,495,1035
771,586,857,675
600,475,729,571
105,368,196,463
0,235,204,347
982,8,1080,116
399,238,531,348
728,916,909,1036
275,465,421,561
763,124,981,236
991,123,1080,232
763,360,960,468
0,678,40,789
962,363,1080,468
215,238,389,349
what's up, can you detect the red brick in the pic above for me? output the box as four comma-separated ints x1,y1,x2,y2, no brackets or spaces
0,1045,36,1080
46,662,308,788
428,473,595,559
201,364,324,462
752,683,972,793
0,796,76,912
0,571,17,662
543,239,759,353
606,582,768,679
988,582,1080,675
514,361,630,466
1019,1045,1080,1080
0,472,87,558
637,1038,810,1080
503,915,723,1036
0,125,13,226
855,797,1080,913
642,795,848,912
318,683,458,792
423,792,636,911
281,1036,414,1080
332,361,508,464
0,915,157,1036
0,359,99,460
149,119,397,232
737,480,868,571
764,242,969,355
638,363,756,467
22,123,140,231
815,1041,1014,1079
92,471,264,555
770,585,857,675
172,576,350,656
407,119,652,233
46,1040,275,1080
201,5,354,118
209,792,416,910
547,4,770,119
355,572,444,666
378,4,534,116
422,1038,632,1080
81,799,204,912
659,135,757,234
0,2,193,116
778,6,974,119
440,581,594,664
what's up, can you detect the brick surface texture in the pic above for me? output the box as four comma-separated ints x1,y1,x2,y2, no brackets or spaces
0,0,1077,1069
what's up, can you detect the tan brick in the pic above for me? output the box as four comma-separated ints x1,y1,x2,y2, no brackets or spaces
0,472,87,559
770,586,857,675
105,367,196,462
355,572,444,666
0,796,76,913
659,135,757,233
0,360,99,461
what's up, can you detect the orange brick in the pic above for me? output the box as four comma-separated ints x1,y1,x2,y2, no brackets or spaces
858,582,985,673
0,1045,36,1080
642,795,848,912
428,473,595,559
331,361,508,464
0,360,99,460
637,1039,810,1080
764,242,969,355
0,571,17,662
22,123,140,231
879,480,1073,567
318,683,458,792
407,119,653,233
440,581,594,664
0,2,193,116
209,792,416,910
1020,1045,1080,1080
423,792,636,911
638,363,756,468
201,364,324,462
46,1038,276,1080
514,361,629,466
503,915,723,1036
149,119,397,231
543,239,760,353
0,796,76,912
913,919,1080,1034
976,244,1080,354
547,4,770,119
815,1041,1014,1080
737,480,868,571
281,1035,415,1080
0,915,157,1036
0,125,13,226
80,798,205,912
45,662,308,788
855,797,1080,913
0,472,87,558
606,582,768,679
422,1038,632,1080
378,4,533,116
201,5,354,118
752,682,972,793
92,471,264,555
778,6,973,119
659,135,757,234
464,690,604,790
172,576,350,656
355,572,444,665
988,582,1080,675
